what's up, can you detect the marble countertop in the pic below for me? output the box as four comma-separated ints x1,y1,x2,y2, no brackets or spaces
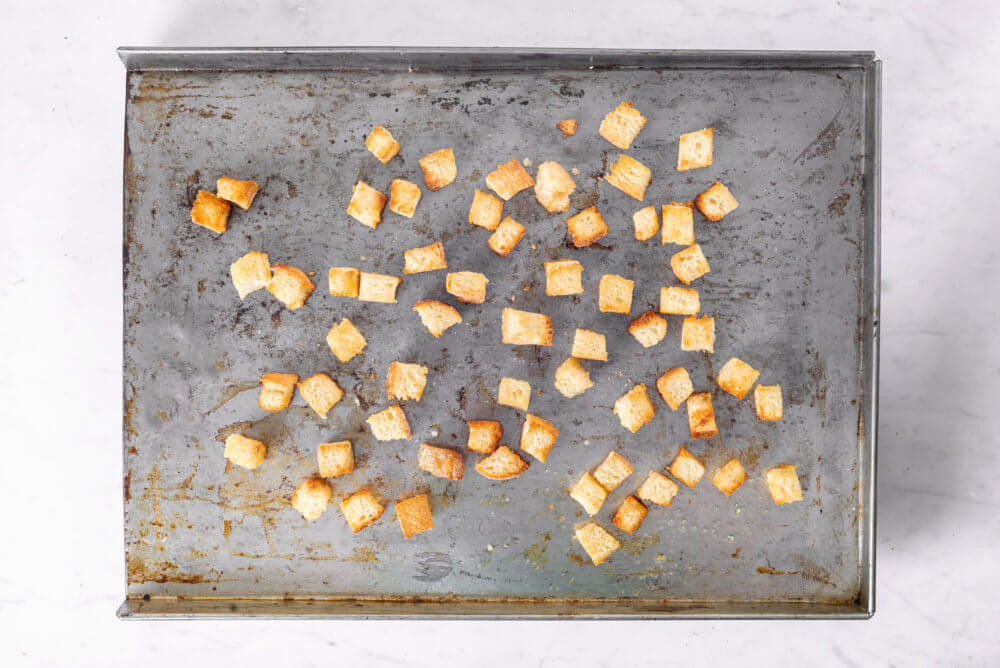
2,0,998,665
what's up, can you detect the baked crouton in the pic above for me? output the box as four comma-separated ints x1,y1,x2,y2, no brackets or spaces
633,205,659,241
656,366,694,410
297,372,344,418
716,357,760,400
419,148,457,190
677,127,713,172
598,274,634,314
366,404,411,441
469,189,503,230
636,471,679,506
413,299,462,337
317,441,354,477
545,259,584,296
695,181,738,221
681,316,715,353
713,459,747,497
388,178,421,218
557,119,578,137
267,264,315,309
501,308,554,346
662,202,695,246
386,361,429,401
575,522,620,566
475,445,529,480
534,161,576,213
593,450,634,491
292,478,332,521
628,311,667,348
224,434,266,470
396,494,433,538
766,465,804,505
604,154,651,201
613,383,655,433
669,446,705,488
216,176,259,210
571,328,607,361
599,101,646,149
566,206,609,247
404,242,447,274
230,251,271,299
754,384,784,421
659,286,700,315
520,414,559,463
467,420,503,454
497,377,531,411
340,487,385,532
258,372,297,412
570,472,608,515
418,442,465,480
612,496,648,534
346,180,388,229
190,190,230,234
326,318,367,362
485,159,534,200
488,217,527,257
554,357,594,398
687,392,718,439
446,271,489,304
670,244,711,285
328,267,360,297
358,272,401,303
365,125,400,164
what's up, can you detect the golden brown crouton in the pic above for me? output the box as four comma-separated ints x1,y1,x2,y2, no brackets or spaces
599,101,646,149
467,420,503,454
628,311,667,348
534,161,576,213
501,308,554,346
326,318,367,362
554,357,594,398
340,487,385,532
386,362,429,401
365,125,400,164
575,522,620,565
358,272,402,304
216,176,259,210
598,274,634,314
497,377,531,411
475,445,529,480
317,441,354,478
418,442,465,480
258,372,297,412
403,242,447,274
712,458,747,497
485,159,535,200
659,286,700,315
612,496,648,534
396,494,433,538
366,404,411,441
419,148,457,190
670,244,711,285
190,190,230,234
571,328,607,361
413,299,462,337
566,206,609,247
669,446,705,488
593,450,634,491
687,392,718,439
570,472,608,515
636,471,679,506
716,357,760,400
292,478,332,521
677,127,714,172
662,202,695,246
695,181,739,221
520,414,559,463
230,251,271,300
545,259,584,296
766,465,803,505
633,205,659,241
754,384,784,421
557,119,578,137
488,217,527,257
446,271,489,304
346,180,388,229
681,316,715,353
388,178,421,218
613,383,655,433
297,372,344,418
656,366,694,411
604,154,651,201
224,434,266,470
328,267,360,297
469,189,503,230
267,264,315,309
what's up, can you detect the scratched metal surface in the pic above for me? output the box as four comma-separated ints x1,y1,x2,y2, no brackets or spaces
121,49,877,615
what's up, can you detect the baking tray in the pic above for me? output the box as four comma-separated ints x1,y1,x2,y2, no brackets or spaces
117,48,879,619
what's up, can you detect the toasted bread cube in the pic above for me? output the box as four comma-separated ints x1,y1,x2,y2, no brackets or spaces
340,487,385,532
267,263,315,309
386,361,429,401
388,178,421,218
404,242,447,274
670,244,711,285
467,420,503,454
545,259,584,296
659,286,700,315
695,181,739,221
328,267,360,297
419,148,457,190
297,373,344,418
413,299,462,337
476,445,529,480
224,434,266,470
317,441,354,478
501,308,554,346
446,271,489,304
485,159,534,200
346,180,388,229
717,357,760,400
613,383,655,433
681,316,715,353
566,206,609,247
575,522,620,565
766,464,804,505
687,392,718,439
396,494,433,538
669,446,705,488
488,217,527,257
534,161,576,213
593,451,634,491
366,404,411,441
599,274,634,314
358,272,401,304
326,318,367,362
599,101,646,149
628,311,667,348
230,251,271,299
612,496,648,534
190,190,230,234
633,205,659,241
677,127,714,172
636,471,679,506
754,384,784,421
365,125,400,164
662,202,695,246
292,478,332,521
713,459,747,497
258,372,297,412
656,366,694,410
604,154,651,201
554,357,594,398
418,442,465,480
216,176,259,210
557,119,578,137
570,472,608,515
497,377,531,411
469,189,503,230
520,414,559,463
572,328,607,361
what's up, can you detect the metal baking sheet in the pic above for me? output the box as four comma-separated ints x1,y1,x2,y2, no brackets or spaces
118,48,879,619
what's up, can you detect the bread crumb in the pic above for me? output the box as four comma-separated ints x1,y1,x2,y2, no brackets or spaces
523,158,533,167
571,167,581,176
486,544,494,552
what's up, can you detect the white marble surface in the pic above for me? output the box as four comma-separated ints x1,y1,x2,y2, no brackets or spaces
2,0,998,665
